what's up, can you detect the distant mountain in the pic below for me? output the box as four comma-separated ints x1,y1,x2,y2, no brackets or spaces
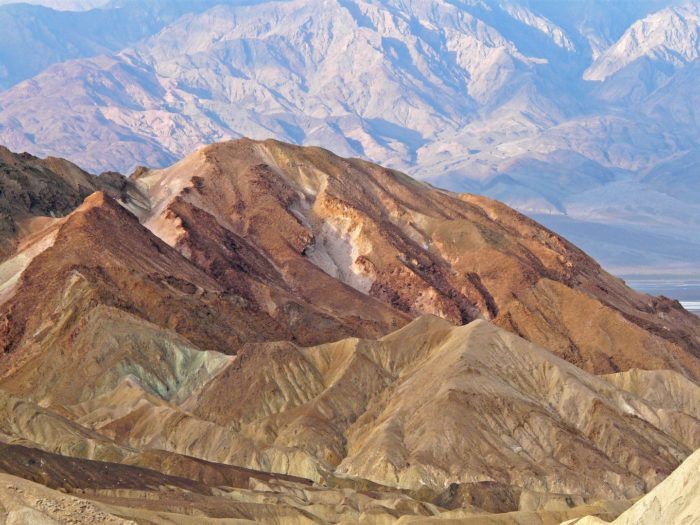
0,0,227,90
585,2,700,83
0,0,110,9
0,0,697,273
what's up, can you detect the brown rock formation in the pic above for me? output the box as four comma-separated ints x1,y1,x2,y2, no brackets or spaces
0,140,697,524
135,139,700,378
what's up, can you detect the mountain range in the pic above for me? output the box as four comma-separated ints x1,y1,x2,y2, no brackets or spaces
0,0,698,273
1,1,699,523
0,138,699,523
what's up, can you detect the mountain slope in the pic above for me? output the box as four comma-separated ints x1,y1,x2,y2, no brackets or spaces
0,1,110,9
0,0,534,172
0,139,697,381
0,472,133,525
566,448,700,525
3,313,699,504
0,188,403,395
0,1,225,90
134,139,700,379
175,316,699,495
585,2,700,83
0,140,697,523
0,0,697,272
0,145,148,258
